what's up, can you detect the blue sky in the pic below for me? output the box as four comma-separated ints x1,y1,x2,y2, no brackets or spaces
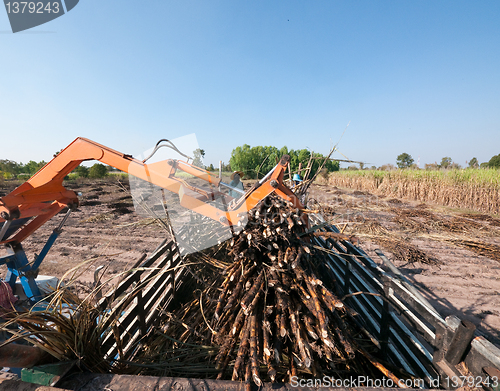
1,1,499,168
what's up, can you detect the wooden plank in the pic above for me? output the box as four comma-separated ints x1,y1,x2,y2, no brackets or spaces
314,224,439,376
387,280,443,343
97,239,173,310
465,337,500,376
102,269,182,359
119,270,188,359
387,290,436,347
101,246,178,332
100,241,184,360
317,226,444,347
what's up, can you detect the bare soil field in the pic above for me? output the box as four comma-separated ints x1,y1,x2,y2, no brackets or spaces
309,183,500,346
1,178,499,347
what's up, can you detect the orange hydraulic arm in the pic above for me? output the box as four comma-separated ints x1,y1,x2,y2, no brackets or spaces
0,137,304,246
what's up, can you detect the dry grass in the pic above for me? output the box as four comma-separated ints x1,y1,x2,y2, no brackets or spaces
448,239,500,262
384,205,500,262
390,207,435,220
0,288,113,373
458,213,500,227
376,238,440,266
344,216,439,266
391,216,428,234
431,217,487,234
328,169,500,214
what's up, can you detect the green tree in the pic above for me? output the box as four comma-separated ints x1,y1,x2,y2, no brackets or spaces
192,148,206,168
88,163,108,178
439,157,452,169
468,157,479,169
230,145,339,179
396,153,414,169
23,160,46,175
75,165,89,178
0,159,22,176
487,154,500,168
229,144,256,178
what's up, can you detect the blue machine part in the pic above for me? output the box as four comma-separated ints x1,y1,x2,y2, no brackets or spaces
0,208,72,303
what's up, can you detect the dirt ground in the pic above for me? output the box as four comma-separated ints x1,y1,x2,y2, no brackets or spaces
1,178,499,346
308,183,500,346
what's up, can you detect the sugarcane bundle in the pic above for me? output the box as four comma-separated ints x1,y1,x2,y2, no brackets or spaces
153,195,405,386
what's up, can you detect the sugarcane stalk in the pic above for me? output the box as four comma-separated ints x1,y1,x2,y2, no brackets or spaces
304,279,329,339
240,271,264,314
262,312,273,361
318,286,345,310
249,314,262,386
289,343,297,380
232,308,247,337
291,247,303,270
273,335,282,364
277,249,285,268
214,261,241,320
303,315,319,340
283,246,294,265
359,349,402,386
289,308,310,368
275,291,290,339
223,264,257,313
232,318,250,381
245,360,252,391
330,312,355,359
267,360,277,382
214,310,237,344
299,326,314,370
218,310,251,380
281,271,293,292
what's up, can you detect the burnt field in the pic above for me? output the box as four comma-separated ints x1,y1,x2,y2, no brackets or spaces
1,178,499,346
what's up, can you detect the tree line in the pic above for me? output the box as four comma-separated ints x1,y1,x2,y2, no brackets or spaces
229,145,339,179
339,152,500,171
394,153,500,170
0,159,47,178
0,159,110,179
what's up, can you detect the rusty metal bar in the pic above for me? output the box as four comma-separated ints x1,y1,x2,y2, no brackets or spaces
0,344,46,368
379,279,392,356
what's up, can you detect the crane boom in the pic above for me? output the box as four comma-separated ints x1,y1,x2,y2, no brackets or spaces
0,137,303,300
